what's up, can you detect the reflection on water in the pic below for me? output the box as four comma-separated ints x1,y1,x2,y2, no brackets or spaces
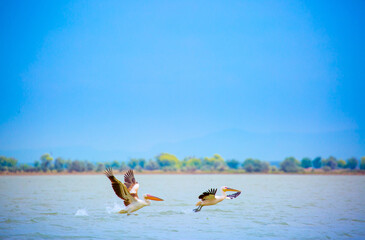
0,174,364,239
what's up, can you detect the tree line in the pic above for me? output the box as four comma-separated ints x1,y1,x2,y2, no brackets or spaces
1,153,365,173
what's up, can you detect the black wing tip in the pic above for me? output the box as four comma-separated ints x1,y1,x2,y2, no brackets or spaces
209,188,217,195
125,169,134,176
198,188,218,199
104,167,114,177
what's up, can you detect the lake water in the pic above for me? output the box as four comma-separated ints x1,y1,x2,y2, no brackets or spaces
0,174,364,239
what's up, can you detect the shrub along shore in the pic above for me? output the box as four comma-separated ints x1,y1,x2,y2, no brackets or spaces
1,153,365,175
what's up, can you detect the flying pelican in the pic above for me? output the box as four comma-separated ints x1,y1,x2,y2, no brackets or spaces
193,186,241,212
104,167,163,214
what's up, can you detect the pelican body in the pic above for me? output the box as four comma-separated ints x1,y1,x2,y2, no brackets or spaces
119,193,161,214
193,186,241,212
104,168,163,214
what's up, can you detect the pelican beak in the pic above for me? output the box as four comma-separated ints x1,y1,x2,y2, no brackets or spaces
226,187,240,192
145,194,164,201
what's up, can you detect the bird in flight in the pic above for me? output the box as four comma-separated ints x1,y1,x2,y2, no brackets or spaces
193,186,241,212
104,168,163,214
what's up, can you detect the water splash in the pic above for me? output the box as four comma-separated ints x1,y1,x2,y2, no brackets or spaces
75,208,88,216
106,203,122,214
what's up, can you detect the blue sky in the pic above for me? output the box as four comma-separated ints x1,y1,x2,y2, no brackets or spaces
1,0,364,162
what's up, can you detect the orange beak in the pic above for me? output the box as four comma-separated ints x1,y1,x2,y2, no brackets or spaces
145,194,164,201
226,187,240,192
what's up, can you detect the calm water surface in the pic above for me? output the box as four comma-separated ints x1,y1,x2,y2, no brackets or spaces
0,174,364,239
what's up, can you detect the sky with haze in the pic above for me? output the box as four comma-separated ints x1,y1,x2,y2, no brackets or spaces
1,0,364,162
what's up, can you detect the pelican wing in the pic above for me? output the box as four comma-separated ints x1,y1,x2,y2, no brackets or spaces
104,167,136,206
199,188,217,200
124,170,136,190
124,169,139,199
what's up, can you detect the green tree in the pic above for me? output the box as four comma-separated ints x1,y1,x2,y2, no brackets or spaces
0,156,18,167
134,165,143,172
271,166,278,172
280,157,301,173
301,157,312,168
70,160,86,172
323,156,337,170
242,158,255,172
337,159,347,168
40,153,53,172
19,163,32,172
85,161,94,171
145,160,159,170
312,157,322,169
33,160,41,171
96,162,104,172
65,159,72,172
242,158,267,172
346,157,358,170
0,156,18,171
156,153,180,170
111,160,120,169
119,162,128,171
216,162,228,172
226,159,240,169
0,156,7,169
360,157,365,170
201,154,227,171
128,158,139,169
244,164,254,172
184,157,202,171
54,157,65,172
138,159,146,169
260,161,270,173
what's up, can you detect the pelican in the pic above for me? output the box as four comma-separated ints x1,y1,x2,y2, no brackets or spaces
193,186,241,212
104,168,163,214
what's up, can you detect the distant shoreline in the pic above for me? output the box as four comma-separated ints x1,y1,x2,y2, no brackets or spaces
1,170,365,176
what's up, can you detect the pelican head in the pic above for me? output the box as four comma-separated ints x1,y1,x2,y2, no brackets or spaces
222,186,240,192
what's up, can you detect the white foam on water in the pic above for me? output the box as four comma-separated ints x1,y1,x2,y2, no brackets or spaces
75,208,88,216
106,202,122,214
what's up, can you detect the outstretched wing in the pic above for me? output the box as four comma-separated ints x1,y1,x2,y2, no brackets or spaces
124,169,139,199
227,191,241,199
104,167,136,206
124,170,136,190
198,188,217,200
